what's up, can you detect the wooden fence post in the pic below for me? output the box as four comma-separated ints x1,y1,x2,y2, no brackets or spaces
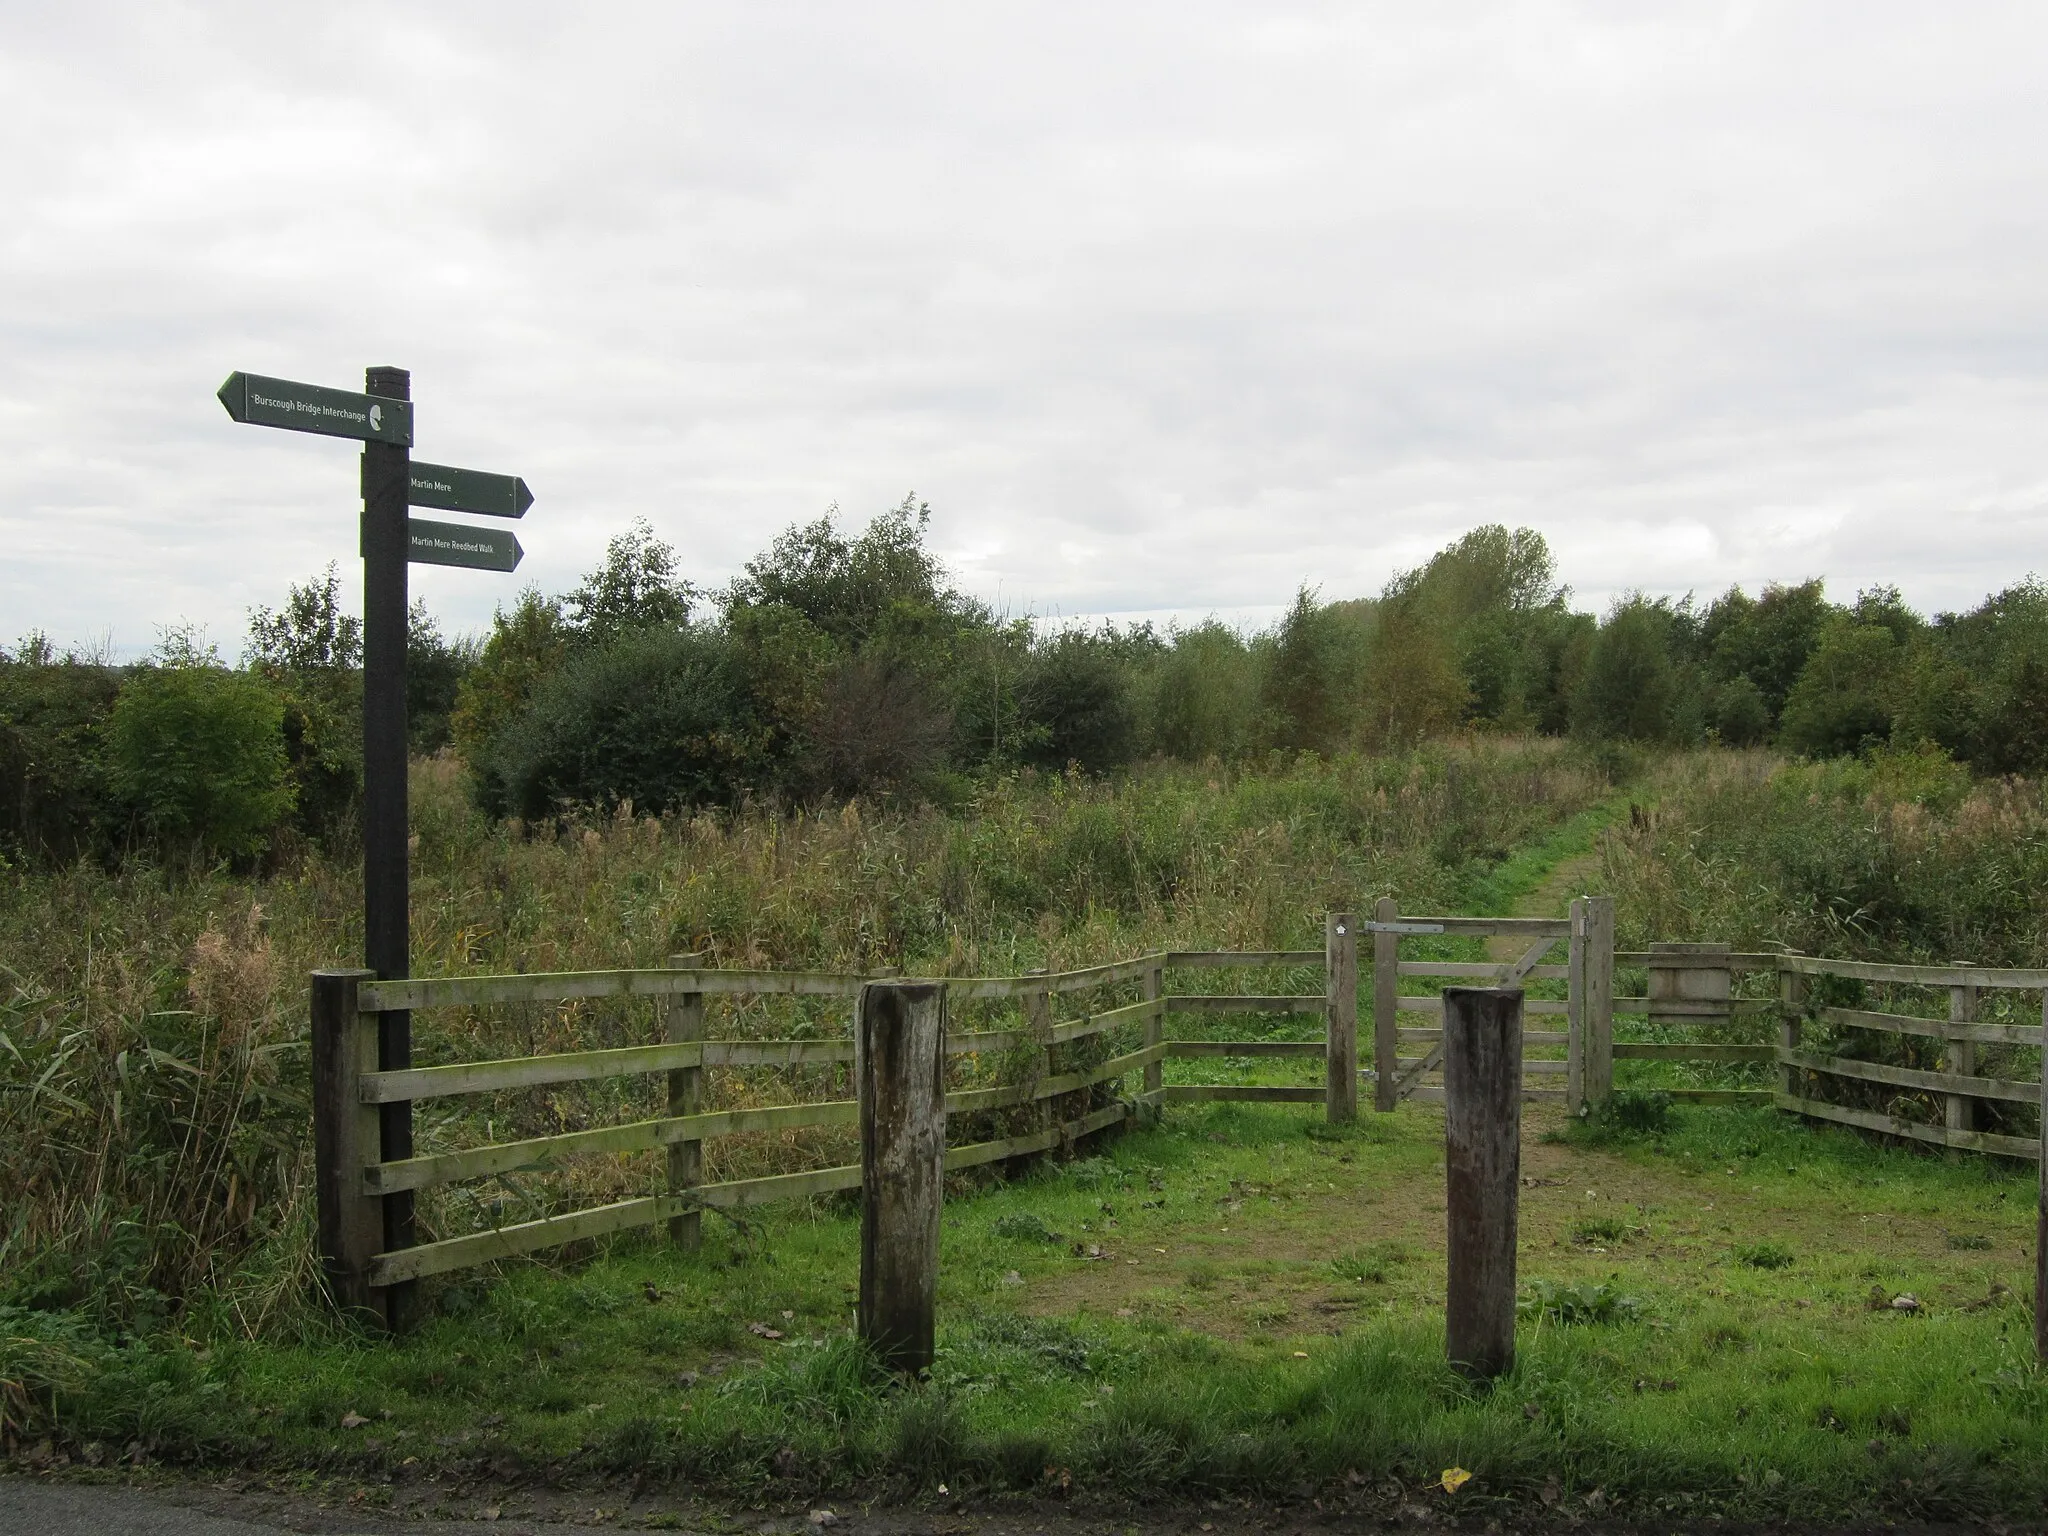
2036,987,2048,1365
311,968,383,1321
1947,980,1979,1155
1567,898,1587,1108
858,980,948,1374
1025,976,1056,1147
666,952,706,1249
1325,912,1358,1123
1142,959,1164,1104
1778,959,1807,1106
1443,986,1523,1381
1584,896,1615,1104
1373,895,1399,1112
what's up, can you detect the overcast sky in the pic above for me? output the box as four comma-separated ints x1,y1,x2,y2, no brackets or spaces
4,2,2045,656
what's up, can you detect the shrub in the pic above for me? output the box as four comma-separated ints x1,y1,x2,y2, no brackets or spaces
479,625,766,818
107,660,292,859
0,648,122,861
1712,676,1771,747
1018,629,1139,773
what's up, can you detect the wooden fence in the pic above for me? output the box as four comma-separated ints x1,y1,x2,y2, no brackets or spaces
309,907,2048,1321
1777,954,2048,1159
311,937,1364,1318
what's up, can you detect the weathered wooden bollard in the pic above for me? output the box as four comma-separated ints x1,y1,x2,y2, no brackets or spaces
1443,985,1523,1381
857,980,948,1374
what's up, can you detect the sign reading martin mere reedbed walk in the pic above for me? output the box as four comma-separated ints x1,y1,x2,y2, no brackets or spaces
406,516,523,572
218,364,532,1325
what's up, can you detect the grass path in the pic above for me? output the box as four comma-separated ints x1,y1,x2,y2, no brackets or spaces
1475,792,1628,961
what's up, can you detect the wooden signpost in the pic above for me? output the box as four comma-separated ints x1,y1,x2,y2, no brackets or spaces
221,366,531,1327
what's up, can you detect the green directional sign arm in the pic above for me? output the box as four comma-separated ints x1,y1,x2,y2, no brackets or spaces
406,461,533,518
404,516,523,573
218,371,413,445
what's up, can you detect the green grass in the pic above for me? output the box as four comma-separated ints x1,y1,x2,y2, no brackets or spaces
1453,789,1633,917
24,1097,2048,1524
15,743,2048,1522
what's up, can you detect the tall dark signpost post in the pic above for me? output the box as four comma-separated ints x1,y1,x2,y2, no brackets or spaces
359,366,414,1317
220,367,530,1328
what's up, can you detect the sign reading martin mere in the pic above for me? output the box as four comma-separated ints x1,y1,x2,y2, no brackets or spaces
408,461,533,519
217,371,414,445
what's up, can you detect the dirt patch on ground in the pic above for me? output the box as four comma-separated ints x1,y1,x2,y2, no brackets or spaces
1012,1105,2029,1343
8,1468,1998,1534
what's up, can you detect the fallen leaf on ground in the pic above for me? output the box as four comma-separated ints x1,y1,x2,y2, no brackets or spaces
1440,1467,1472,1494
339,1411,368,1430
749,1322,785,1339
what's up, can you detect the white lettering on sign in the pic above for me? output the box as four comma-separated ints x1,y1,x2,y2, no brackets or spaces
412,478,455,494
411,533,496,555
248,389,368,426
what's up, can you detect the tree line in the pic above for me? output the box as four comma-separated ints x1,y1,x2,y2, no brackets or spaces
3,498,2043,863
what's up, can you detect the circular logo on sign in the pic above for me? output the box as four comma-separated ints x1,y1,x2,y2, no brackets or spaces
369,404,383,432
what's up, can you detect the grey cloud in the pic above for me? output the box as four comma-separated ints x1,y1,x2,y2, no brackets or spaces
4,2,2046,655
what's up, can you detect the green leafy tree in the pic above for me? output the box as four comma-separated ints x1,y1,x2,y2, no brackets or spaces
1260,587,1357,754
245,565,361,673
1779,621,1903,757
243,568,366,840
1902,579,2048,774
729,496,967,649
0,640,122,861
108,646,292,859
1146,622,1258,760
451,589,572,767
1358,592,1466,749
1017,627,1142,773
566,518,695,644
1573,595,1680,742
405,600,476,754
1382,525,1575,727
1711,675,1771,747
1702,579,1835,728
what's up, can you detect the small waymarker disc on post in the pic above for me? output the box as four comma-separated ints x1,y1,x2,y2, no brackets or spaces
217,371,413,445
407,461,533,518
405,516,524,572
